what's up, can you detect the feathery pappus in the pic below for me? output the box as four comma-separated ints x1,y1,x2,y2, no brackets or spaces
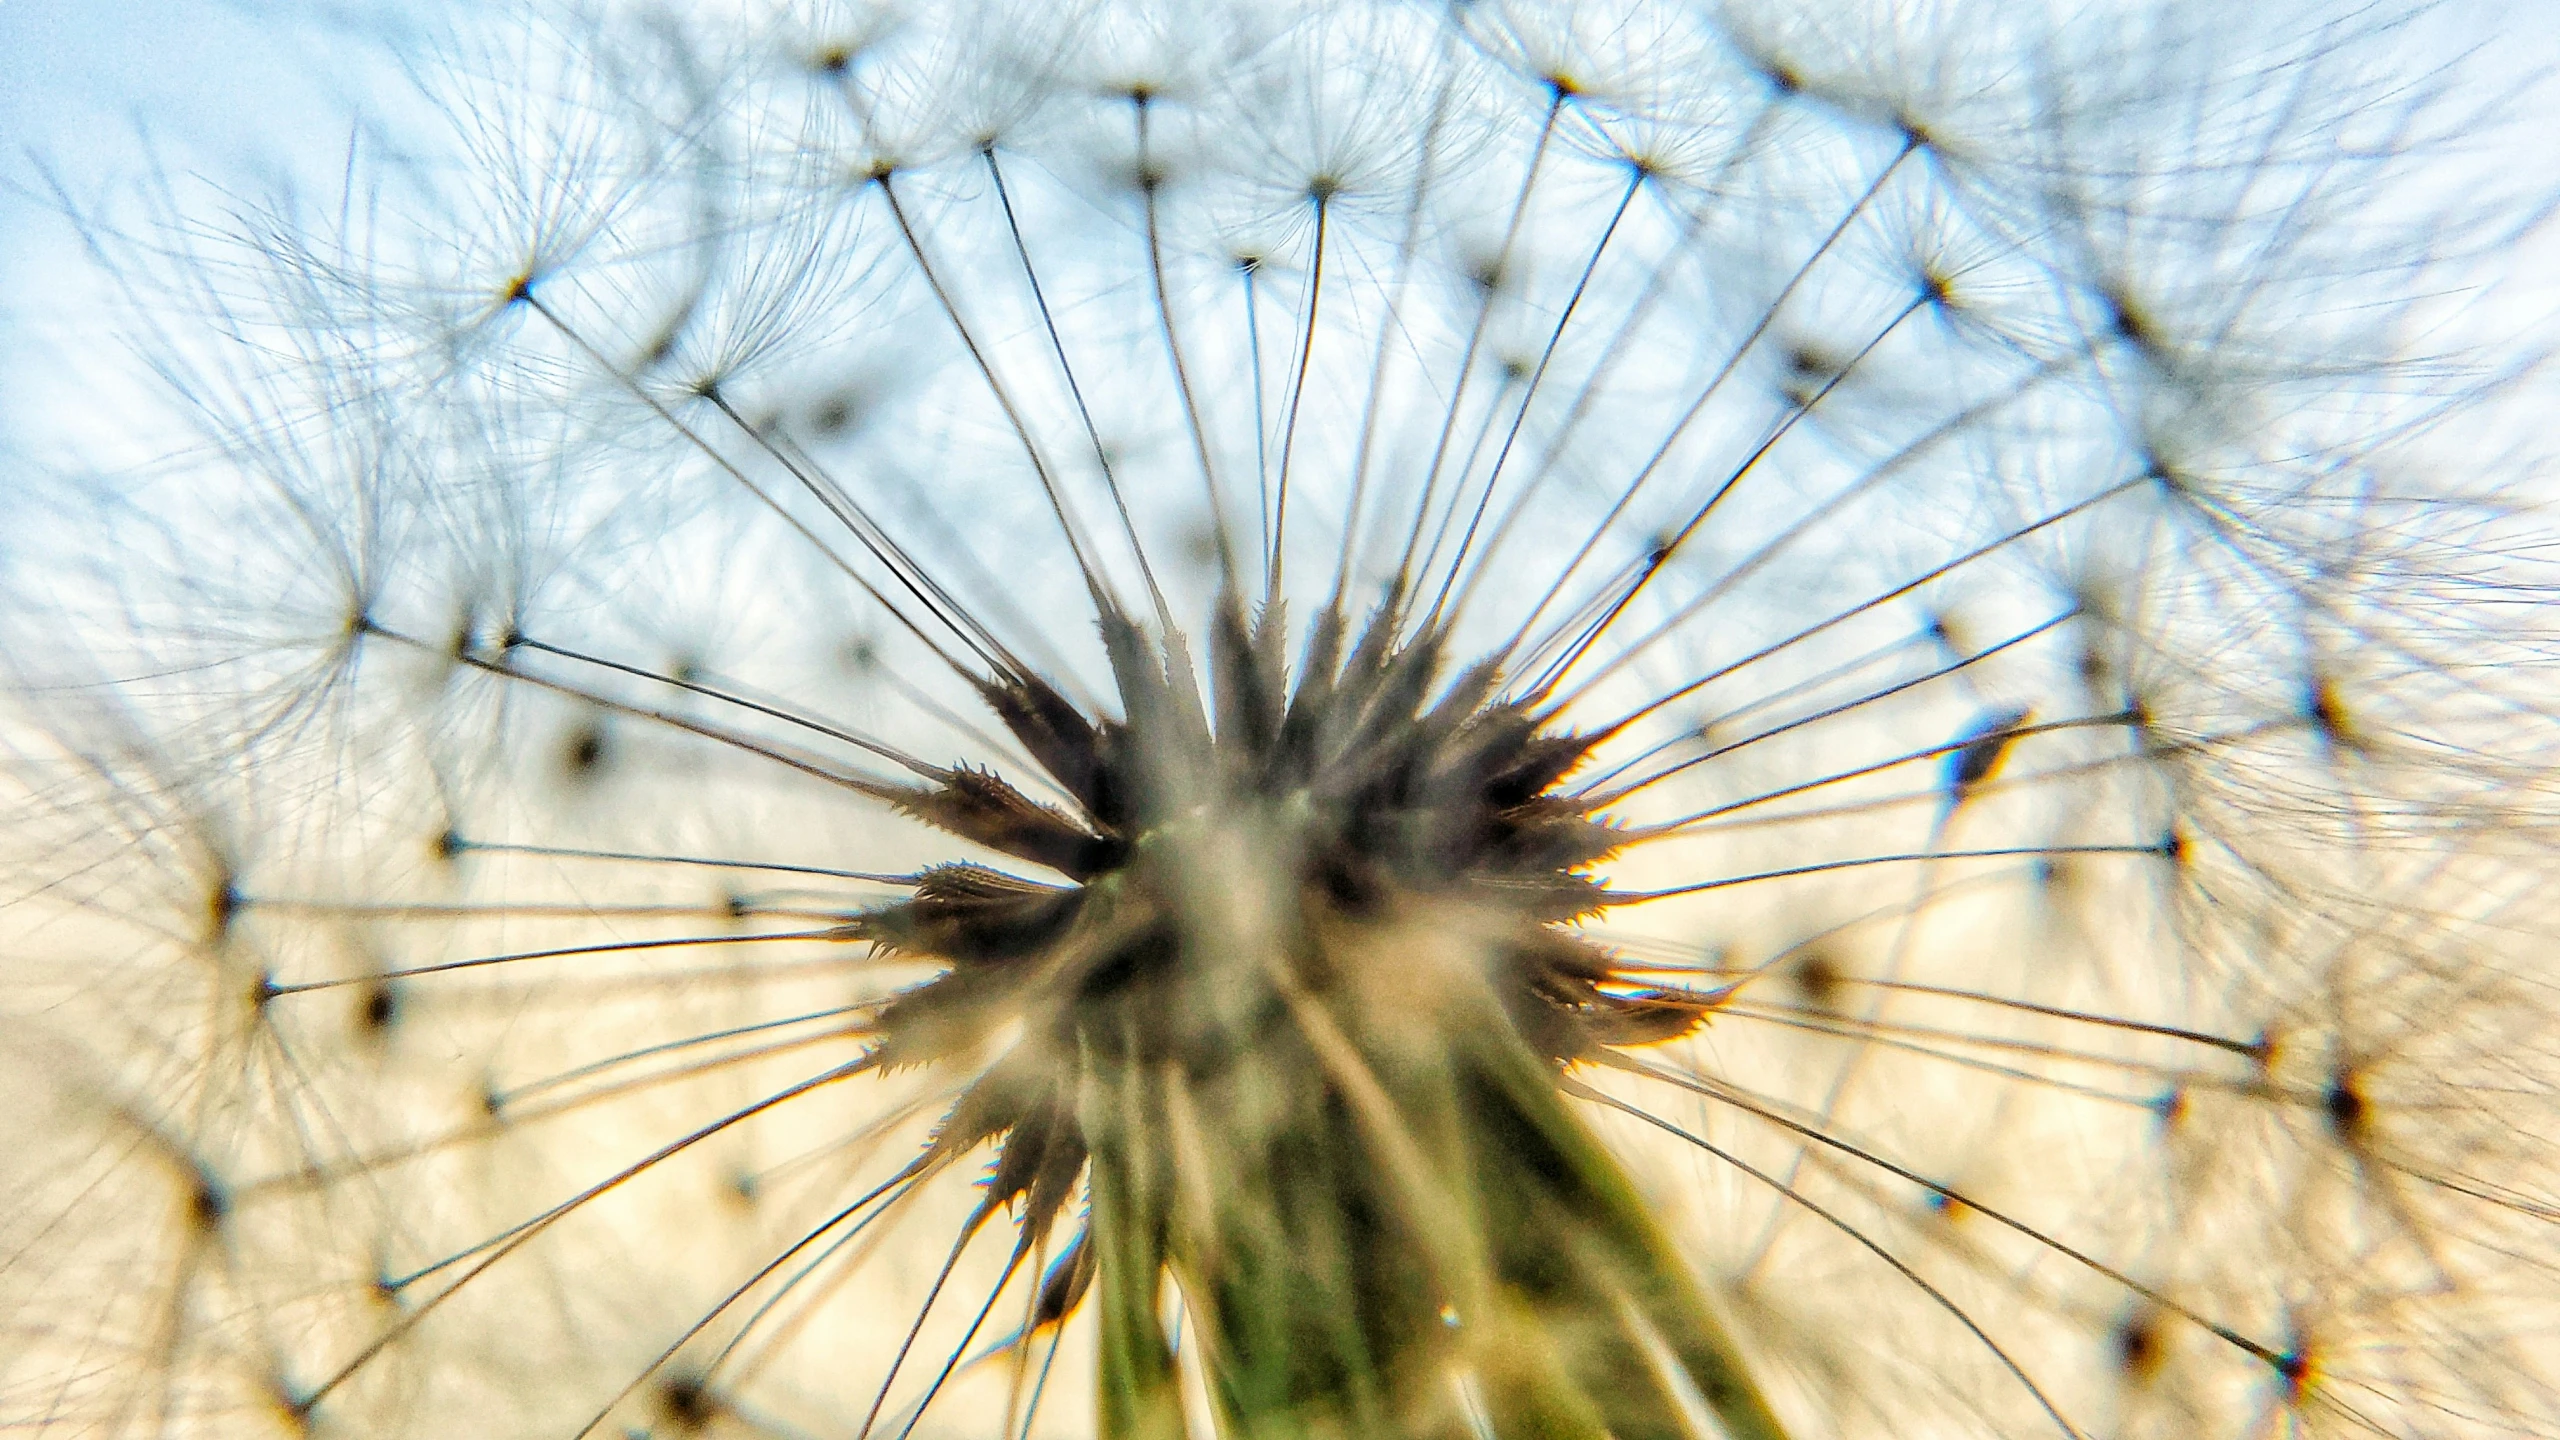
2,2,2556,1437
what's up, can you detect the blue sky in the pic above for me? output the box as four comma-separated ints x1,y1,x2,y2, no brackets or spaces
0,0,464,455
1,0,349,256
2,0,2549,454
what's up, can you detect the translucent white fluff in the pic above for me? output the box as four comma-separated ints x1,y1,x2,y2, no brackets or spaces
2,2,2556,1437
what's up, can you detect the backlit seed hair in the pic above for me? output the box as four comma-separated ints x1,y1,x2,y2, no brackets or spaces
4,1,2557,1437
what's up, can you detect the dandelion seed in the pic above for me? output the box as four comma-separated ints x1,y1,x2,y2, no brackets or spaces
3,1,2558,1438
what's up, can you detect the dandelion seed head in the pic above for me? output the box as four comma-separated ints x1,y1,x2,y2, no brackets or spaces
4,0,2558,1436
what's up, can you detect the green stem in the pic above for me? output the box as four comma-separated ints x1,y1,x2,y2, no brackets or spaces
1080,973,1794,1440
